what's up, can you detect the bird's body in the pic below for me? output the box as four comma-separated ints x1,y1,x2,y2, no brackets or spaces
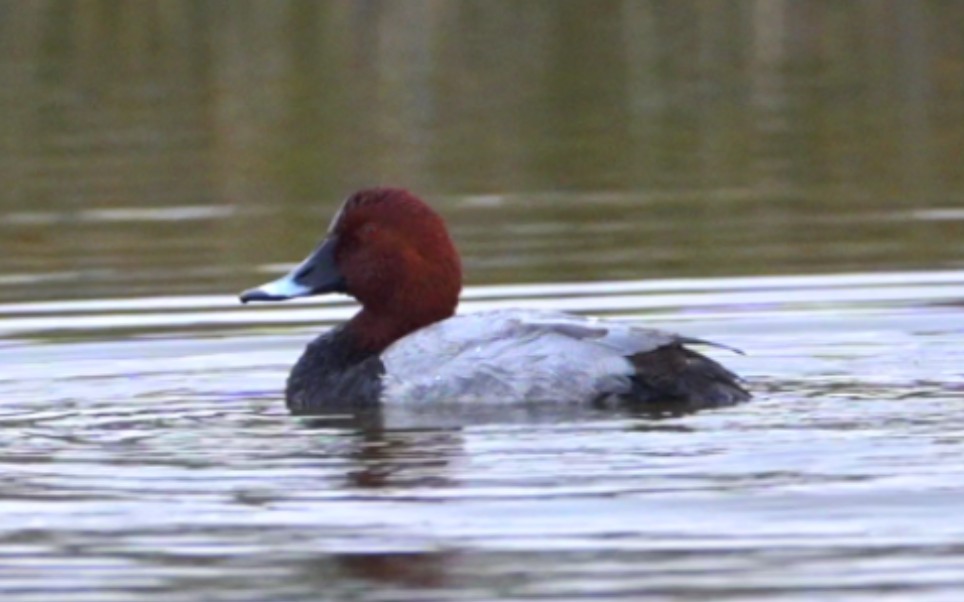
241,188,749,416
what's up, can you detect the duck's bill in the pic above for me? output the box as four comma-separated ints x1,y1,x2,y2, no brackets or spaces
239,236,346,303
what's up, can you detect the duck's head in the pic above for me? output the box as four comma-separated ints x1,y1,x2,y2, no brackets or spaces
240,188,462,343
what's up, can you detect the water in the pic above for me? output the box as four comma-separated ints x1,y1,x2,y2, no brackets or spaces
2,2,964,600
2,270,963,600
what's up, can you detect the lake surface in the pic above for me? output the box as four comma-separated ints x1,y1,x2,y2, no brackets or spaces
2,2,964,601
2,270,964,601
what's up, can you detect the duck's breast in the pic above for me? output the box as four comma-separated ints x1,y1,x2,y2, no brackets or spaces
379,309,683,405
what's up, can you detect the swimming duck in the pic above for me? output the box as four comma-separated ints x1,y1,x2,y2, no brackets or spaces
240,188,749,415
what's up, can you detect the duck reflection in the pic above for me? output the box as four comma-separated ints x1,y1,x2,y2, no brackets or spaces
283,550,455,592
345,426,463,490
301,412,464,490
332,551,452,589
298,399,698,490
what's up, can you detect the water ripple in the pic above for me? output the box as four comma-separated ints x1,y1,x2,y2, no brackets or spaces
1,271,963,601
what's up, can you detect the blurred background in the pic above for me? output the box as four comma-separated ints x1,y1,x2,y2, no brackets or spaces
1,0,962,303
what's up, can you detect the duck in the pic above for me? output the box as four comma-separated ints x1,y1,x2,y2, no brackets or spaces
240,187,750,415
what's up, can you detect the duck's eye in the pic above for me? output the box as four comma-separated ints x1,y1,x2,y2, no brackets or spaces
358,222,379,238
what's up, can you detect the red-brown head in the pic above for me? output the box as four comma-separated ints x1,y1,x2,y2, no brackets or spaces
240,188,462,351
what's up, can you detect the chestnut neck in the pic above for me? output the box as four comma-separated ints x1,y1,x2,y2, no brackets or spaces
345,301,456,354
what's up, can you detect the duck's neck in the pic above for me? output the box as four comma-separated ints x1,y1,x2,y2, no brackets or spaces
346,305,455,355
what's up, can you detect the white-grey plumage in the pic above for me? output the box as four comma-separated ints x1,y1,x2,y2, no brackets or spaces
380,309,733,405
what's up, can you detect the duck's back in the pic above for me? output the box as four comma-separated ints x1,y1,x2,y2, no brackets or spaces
380,309,748,410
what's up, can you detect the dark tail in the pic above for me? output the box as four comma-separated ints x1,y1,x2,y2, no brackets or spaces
626,343,750,412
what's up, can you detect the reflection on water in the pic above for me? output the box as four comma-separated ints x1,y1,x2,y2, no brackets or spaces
2,2,964,601
2,269,964,340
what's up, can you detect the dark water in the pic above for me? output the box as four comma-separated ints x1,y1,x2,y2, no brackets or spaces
2,2,964,601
